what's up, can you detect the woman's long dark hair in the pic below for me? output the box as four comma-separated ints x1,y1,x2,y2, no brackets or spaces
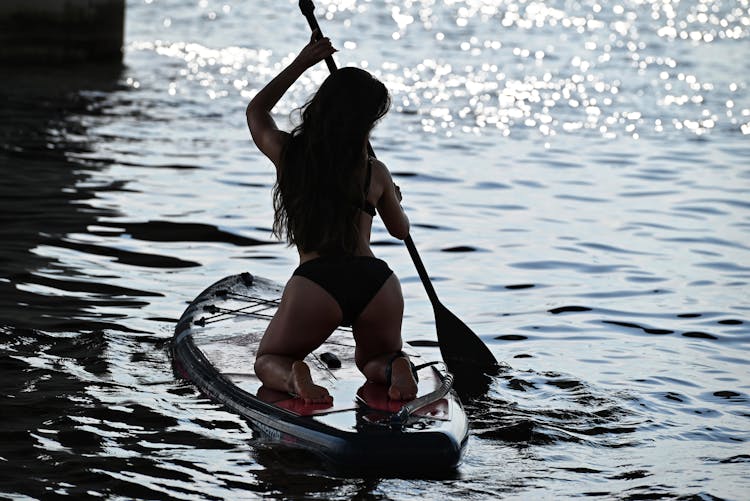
273,67,390,254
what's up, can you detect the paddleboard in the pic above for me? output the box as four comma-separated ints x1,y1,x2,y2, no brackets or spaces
171,272,469,472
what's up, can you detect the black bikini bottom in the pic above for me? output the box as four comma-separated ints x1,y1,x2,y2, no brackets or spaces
292,255,393,326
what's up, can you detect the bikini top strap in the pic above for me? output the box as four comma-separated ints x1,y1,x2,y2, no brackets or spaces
362,157,376,217
364,157,373,197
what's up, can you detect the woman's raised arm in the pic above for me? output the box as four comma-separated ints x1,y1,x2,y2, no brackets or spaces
246,31,336,167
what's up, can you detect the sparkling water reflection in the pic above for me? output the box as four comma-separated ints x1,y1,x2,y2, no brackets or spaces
1,0,748,499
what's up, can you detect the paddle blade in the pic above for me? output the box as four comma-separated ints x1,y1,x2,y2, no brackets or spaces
434,302,499,377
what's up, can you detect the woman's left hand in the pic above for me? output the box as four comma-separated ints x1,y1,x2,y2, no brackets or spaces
295,29,337,69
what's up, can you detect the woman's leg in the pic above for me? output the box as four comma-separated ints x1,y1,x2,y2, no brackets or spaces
352,274,418,400
255,275,342,403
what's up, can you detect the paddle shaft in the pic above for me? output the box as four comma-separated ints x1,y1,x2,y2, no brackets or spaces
299,0,337,74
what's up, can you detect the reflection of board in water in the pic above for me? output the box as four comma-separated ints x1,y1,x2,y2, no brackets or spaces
171,272,469,472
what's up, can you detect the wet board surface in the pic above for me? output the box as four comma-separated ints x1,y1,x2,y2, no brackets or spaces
171,272,469,472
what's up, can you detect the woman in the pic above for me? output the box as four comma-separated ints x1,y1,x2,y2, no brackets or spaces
246,32,418,404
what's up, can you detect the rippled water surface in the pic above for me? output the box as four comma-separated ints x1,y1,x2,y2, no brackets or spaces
1,0,749,499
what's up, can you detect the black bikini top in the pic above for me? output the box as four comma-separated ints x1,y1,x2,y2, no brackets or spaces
361,157,376,217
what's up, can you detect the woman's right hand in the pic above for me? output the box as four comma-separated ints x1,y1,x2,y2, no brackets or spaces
295,30,337,69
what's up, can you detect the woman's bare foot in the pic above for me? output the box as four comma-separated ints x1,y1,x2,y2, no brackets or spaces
289,361,333,404
388,357,418,401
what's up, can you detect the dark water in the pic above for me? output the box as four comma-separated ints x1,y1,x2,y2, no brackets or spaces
1,0,749,499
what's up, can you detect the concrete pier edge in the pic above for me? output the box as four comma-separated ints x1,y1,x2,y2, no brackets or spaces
0,0,125,64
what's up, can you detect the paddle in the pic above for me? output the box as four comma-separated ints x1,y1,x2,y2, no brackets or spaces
297,0,500,382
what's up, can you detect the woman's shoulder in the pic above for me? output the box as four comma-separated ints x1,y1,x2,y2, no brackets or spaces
368,156,391,179
367,156,395,200
270,131,293,168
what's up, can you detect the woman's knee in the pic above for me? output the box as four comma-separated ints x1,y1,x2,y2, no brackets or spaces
254,353,272,378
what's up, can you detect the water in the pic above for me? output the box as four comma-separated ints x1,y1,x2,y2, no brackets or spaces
1,0,749,498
